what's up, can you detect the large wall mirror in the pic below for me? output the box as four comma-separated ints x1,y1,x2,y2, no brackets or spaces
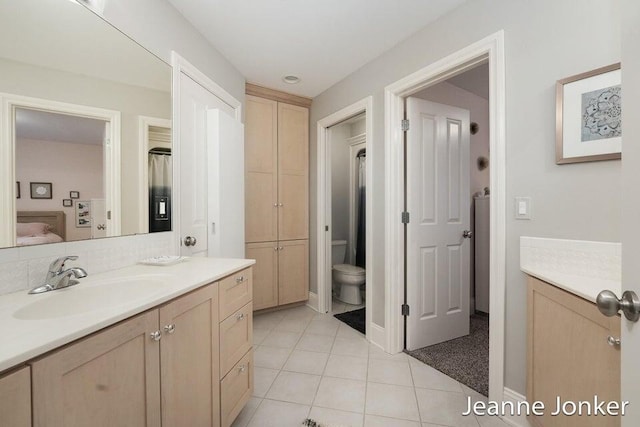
0,0,172,249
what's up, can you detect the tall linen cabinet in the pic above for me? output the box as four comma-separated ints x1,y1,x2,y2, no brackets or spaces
245,88,310,311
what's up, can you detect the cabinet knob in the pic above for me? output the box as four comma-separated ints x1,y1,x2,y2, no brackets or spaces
238,365,246,373
279,246,284,251
163,324,176,334
236,313,245,321
278,203,283,207
235,276,245,284
274,247,279,251
273,203,278,207
150,331,162,341
607,335,621,346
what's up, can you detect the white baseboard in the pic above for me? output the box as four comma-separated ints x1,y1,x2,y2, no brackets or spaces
501,387,533,427
369,322,386,350
306,291,320,312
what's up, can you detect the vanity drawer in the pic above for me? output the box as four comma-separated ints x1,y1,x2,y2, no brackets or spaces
220,302,253,376
219,268,252,320
220,349,253,427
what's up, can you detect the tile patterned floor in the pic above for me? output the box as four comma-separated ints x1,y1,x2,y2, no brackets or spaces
331,296,365,315
233,305,508,427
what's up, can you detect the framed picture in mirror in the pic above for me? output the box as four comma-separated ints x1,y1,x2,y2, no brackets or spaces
76,201,91,228
63,199,73,208
30,182,52,199
69,191,80,199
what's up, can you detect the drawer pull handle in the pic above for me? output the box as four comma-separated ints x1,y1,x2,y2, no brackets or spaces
238,365,246,373
164,324,176,334
150,331,162,341
235,276,245,284
236,313,245,321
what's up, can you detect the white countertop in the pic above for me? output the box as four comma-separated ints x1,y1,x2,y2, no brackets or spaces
0,257,254,373
521,267,621,303
520,236,621,304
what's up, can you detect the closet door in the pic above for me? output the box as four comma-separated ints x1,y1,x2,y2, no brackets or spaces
277,103,309,241
245,95,278,243
278,240,309,305
246,242,279,310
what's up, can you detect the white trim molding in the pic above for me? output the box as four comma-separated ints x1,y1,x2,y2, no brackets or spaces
501,388,534,427
383,30,506,403
170,52,242,253
0,92,122,246
316,96,374,341
306,291,319,312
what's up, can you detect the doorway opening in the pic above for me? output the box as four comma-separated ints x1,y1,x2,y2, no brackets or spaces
0,93,122,247
403,61,491,396
316,97,376,344
384,31,506,402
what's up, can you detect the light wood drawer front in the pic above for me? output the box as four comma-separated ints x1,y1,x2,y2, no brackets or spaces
220,302,253,376
221,349,253,427
219,268,253,320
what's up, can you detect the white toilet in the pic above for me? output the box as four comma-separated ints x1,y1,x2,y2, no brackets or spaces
332,240,365,305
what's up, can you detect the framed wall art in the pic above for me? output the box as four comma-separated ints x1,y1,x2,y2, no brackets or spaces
30,182,52,199
556,63,621,164
63,199,73,207
75,200,91,228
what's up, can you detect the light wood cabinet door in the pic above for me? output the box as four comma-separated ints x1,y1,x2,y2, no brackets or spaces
246,242,279,310
160,284,220,427
278,239,309,305
31,310,161,427
278,102,309,240
0,366,31,427
221,349,253,427
245,95,278,243
527,277,621,427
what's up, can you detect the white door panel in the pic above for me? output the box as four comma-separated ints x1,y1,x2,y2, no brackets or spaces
406,97,471,351
178,73,234,257
207,109,245,258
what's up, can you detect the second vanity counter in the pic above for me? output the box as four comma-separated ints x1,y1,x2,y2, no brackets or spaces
0,257,254,373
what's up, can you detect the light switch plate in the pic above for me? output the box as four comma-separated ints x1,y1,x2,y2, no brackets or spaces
515,197,532,220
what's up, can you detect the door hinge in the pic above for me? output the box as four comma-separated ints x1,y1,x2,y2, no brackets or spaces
401,119,410,132
325,225,329,232
401,211,410,224
402,304,410,316
107,210,111,220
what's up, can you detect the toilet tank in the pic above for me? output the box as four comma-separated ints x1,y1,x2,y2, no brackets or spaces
331,240,347,265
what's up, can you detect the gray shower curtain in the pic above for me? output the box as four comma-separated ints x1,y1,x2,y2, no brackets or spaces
355,151,366,268
149,152,172,232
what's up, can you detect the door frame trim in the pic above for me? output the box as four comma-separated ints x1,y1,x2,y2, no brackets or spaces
171,52,242,253
384,30,506,403
316,96,374,344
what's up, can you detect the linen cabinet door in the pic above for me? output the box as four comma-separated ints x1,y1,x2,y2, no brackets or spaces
159,283,220,427
246,242,279,310
31,310,161,427
277,102,309,240
245,95,279,243
278,239,309,305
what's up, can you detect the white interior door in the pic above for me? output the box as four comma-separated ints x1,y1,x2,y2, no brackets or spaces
405,97,471,351
90,199,106,239
207,109,245,258
178,73,234,257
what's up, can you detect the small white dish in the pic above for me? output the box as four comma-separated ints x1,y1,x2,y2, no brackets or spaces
138,256,187,266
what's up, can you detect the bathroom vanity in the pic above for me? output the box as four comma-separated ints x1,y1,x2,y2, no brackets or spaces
522,237,621,427
0,257,254,427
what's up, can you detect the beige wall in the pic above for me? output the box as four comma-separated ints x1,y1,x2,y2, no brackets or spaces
310,0,621,394
16,139,103,241
0,57,171,237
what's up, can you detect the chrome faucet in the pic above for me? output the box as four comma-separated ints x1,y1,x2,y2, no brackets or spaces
29,256,88,294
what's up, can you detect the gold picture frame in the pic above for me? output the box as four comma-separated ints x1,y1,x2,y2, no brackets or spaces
556,63,621,164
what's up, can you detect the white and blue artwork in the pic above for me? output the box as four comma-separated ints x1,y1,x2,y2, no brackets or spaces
581,85,621,142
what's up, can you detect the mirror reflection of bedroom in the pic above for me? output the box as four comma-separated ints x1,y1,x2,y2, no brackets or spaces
15,107,108,246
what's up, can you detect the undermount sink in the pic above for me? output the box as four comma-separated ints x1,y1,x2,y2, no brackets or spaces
13,274,173,320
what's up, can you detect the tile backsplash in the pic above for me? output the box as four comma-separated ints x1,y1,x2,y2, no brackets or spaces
0,232,176,295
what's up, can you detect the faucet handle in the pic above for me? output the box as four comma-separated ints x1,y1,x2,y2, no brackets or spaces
49,255,79,273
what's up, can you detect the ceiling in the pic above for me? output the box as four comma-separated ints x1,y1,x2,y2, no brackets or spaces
16,108,107,145
447,62,489,99
167,0,467,97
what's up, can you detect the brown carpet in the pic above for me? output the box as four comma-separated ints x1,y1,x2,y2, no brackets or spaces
406,314,489,396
